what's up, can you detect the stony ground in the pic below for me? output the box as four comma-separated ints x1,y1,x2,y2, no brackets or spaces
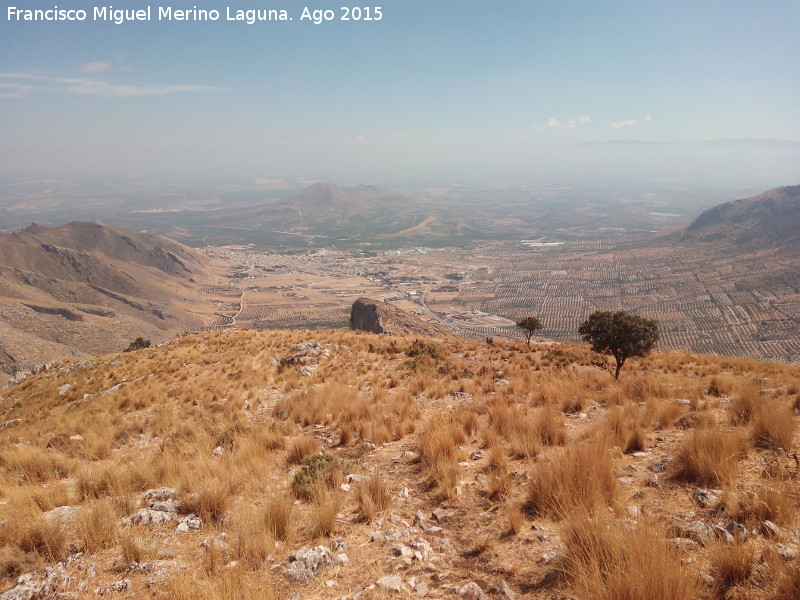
0,328,798,600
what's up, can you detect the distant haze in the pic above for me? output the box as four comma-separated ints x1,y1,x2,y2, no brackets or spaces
2,1,799,189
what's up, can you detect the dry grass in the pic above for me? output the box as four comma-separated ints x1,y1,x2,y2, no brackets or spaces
120,532,156,565
311,486,343,539
261,497,292,541
525,436,617,518
418,416,463,498
166,568,275,600
233,510,275,570
182,477,234,525
671,427,746,487
286,436,320,465
0,446,73,485
1,328,799,600
507,503,524,535
751,399,795,451
726,483,798,527
729,383,762,425
770,562,800,600
710,541,755,597
561,513,698,600
14,514,66,562
356,475,392,522
76,499,119,554
605,405,647,454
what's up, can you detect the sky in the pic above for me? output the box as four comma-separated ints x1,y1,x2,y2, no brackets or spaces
2,0,799,183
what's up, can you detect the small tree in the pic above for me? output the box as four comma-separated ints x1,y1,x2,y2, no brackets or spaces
578,310,659,379
124,337,151,352
516,316,543,347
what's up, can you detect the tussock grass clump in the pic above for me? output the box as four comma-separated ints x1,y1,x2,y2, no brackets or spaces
561,513,698,600
233,497,293,568
710,541,755,597
0,446,73,484
286,436,320,465
310,485,343,538
622,374,668,402
182,477,234,524
751,399,795,451
525,437,617,518
167,568,275,600
729,383,762,425
489,402,565,458
535,379,587,413
726,483,798,527
649,399,683,429
76,499,119,554
418,415,463,498
23,483,72,513
605,405,647,454
507,503,524,535
16,515,66,562
261,497,292,541
671,427,745,487
356,475,392,522
233,514,274,570
120,533,155,565
75,465,136,502
770,561,800,600
708,375,734,397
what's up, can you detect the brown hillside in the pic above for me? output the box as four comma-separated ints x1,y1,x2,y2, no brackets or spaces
685,184,800,252
0,328,798,600
0,222,221,376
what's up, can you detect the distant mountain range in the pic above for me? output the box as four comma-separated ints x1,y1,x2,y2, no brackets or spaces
685,184,800,253
0,222,218,375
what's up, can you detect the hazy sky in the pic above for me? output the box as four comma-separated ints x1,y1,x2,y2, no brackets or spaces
2,0,799,182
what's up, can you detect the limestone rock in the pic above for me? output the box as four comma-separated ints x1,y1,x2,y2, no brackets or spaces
458,581,489,600
488,579,516,600
175,514,203,533
349,298,451,337
376,574,403,592
286,546,334,582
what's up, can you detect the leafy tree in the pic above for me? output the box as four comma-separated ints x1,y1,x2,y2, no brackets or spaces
516,316,543,346
124,337,151,352
578,310,659,379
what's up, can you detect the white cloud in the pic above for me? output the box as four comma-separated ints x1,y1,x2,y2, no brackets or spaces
611,115,653,128
0,82,34,98
81,61,112,74
567,115,591,128
0,73,227,98
547,118,561,129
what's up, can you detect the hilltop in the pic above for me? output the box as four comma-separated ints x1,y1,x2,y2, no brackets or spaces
0,327,798,600
685,185,800,253
0,222,222,377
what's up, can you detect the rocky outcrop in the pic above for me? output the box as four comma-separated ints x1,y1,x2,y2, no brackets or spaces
349,298,451,337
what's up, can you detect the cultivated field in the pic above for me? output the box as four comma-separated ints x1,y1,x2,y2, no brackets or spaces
201,239,799,364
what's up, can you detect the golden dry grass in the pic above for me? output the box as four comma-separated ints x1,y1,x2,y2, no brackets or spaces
0,327,798,599
671,426,746,487
525,436,618,518
561,513,698,600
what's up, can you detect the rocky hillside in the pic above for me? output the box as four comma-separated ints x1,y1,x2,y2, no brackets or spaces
350,298,452,338
0,222,221,377
0,328,798,600
685,184,800,252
